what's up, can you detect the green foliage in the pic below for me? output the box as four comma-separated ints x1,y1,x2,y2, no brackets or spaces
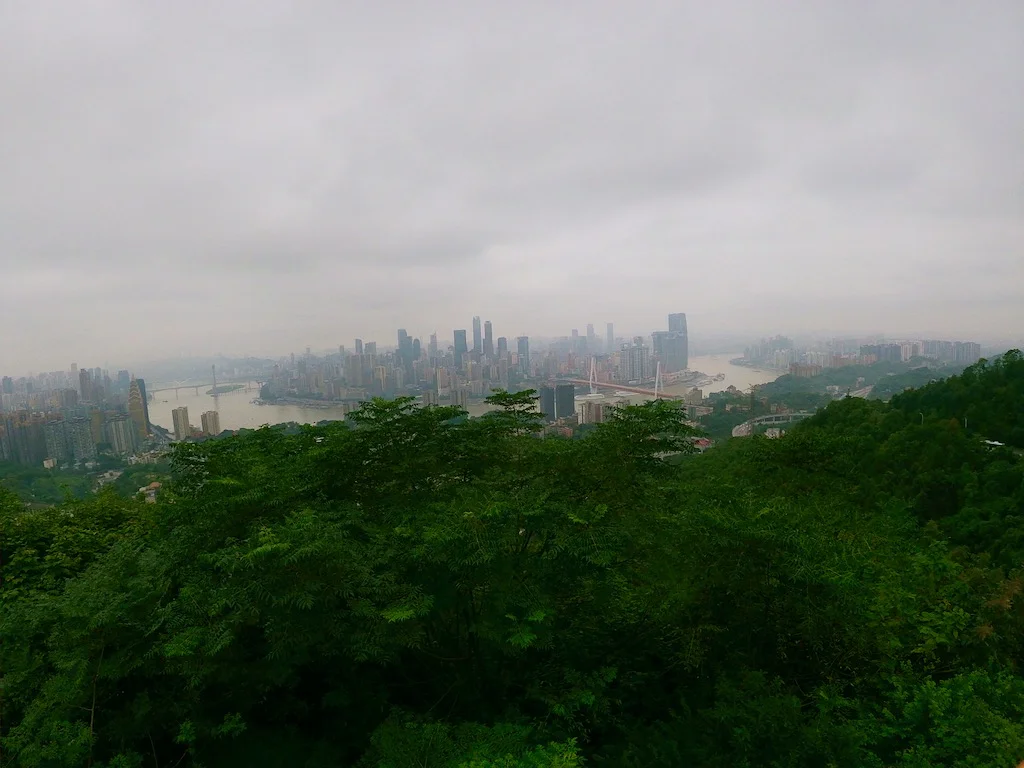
0,460,95,504
893,349,1024,448
3,360,1024,767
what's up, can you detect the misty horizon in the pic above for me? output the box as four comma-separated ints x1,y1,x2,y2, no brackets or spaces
1,1,1022,372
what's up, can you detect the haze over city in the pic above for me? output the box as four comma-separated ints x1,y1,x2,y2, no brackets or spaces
2,1,1022,371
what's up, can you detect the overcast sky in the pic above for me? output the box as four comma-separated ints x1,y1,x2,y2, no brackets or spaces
1,1,1022,371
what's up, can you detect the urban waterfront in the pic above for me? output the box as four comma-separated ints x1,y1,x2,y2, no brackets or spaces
147,354,781,433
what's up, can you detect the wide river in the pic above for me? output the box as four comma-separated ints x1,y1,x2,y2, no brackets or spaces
147,354,780,433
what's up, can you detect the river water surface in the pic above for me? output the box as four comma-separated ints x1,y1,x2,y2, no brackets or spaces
147,354,780,433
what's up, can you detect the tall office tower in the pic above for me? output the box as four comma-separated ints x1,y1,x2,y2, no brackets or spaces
606,323,614,352
453,329,468,366
538,386,556,422
67,417,97,460
667,313,689,370
497,337,508,356
201,410,222,436
106,415,137,455
587,323,596,349
397,328,414,377
136,378,151,431
1,376,12,395
355,339,364,355
128,379,148,439
483,320,494,358
472,316,482,353
412,337,421,362
171,407,191,441
117,369,131,393
428,333,438,360
653,331,689,373
365,342,377,355
516,336,530,375
555,383,576,420
79,369,92,402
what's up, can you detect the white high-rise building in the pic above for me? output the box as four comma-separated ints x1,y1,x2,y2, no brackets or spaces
201,411,221,436
621,338,650,383
172,407,191,441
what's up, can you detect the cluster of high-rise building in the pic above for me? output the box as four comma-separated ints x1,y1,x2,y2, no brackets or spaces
742,335,983,372
257,314,689,409
168,406,221,441
859,340,982,365
262,323,536,406
0,364,158,466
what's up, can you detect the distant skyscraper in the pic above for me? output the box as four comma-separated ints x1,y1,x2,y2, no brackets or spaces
667,313,688,370
428,333,438,360
397,329,414,377
117,369,131,394
172,407,191,441
355,338,364,355
516,336,530,375
472,316,482,353
587,324,596,349
538,386,556,422
79,369,92,402
606,323,614,353
201,410,221,436
555,383,575,421
483,320,494,358
128,379,148,439
136,378,150,432
653,331,689,373
365,342,377,355
453,329,468,366
497,336,508,356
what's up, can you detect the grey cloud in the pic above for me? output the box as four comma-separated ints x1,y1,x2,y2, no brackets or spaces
0,1,1022,370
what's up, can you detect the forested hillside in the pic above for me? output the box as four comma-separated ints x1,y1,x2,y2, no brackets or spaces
2,353,1023,767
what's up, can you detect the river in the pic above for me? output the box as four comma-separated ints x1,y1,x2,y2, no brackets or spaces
146,354,780,432
664,353,780,395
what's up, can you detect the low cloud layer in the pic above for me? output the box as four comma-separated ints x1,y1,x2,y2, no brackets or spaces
1,1,1022,370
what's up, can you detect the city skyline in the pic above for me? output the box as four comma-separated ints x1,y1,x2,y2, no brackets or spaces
1,2,1022,371
0,315,1013,379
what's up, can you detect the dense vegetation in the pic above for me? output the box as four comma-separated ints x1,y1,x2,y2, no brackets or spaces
1,352,1023,767
756,358,962,403
0,461,95,505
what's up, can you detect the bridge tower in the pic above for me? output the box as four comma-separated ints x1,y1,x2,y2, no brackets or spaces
589,356,597,395
654,361,663,400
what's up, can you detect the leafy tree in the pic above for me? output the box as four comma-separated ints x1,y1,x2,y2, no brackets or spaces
3,366,1024,767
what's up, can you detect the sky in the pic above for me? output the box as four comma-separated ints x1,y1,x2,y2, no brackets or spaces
1,1,1022,372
